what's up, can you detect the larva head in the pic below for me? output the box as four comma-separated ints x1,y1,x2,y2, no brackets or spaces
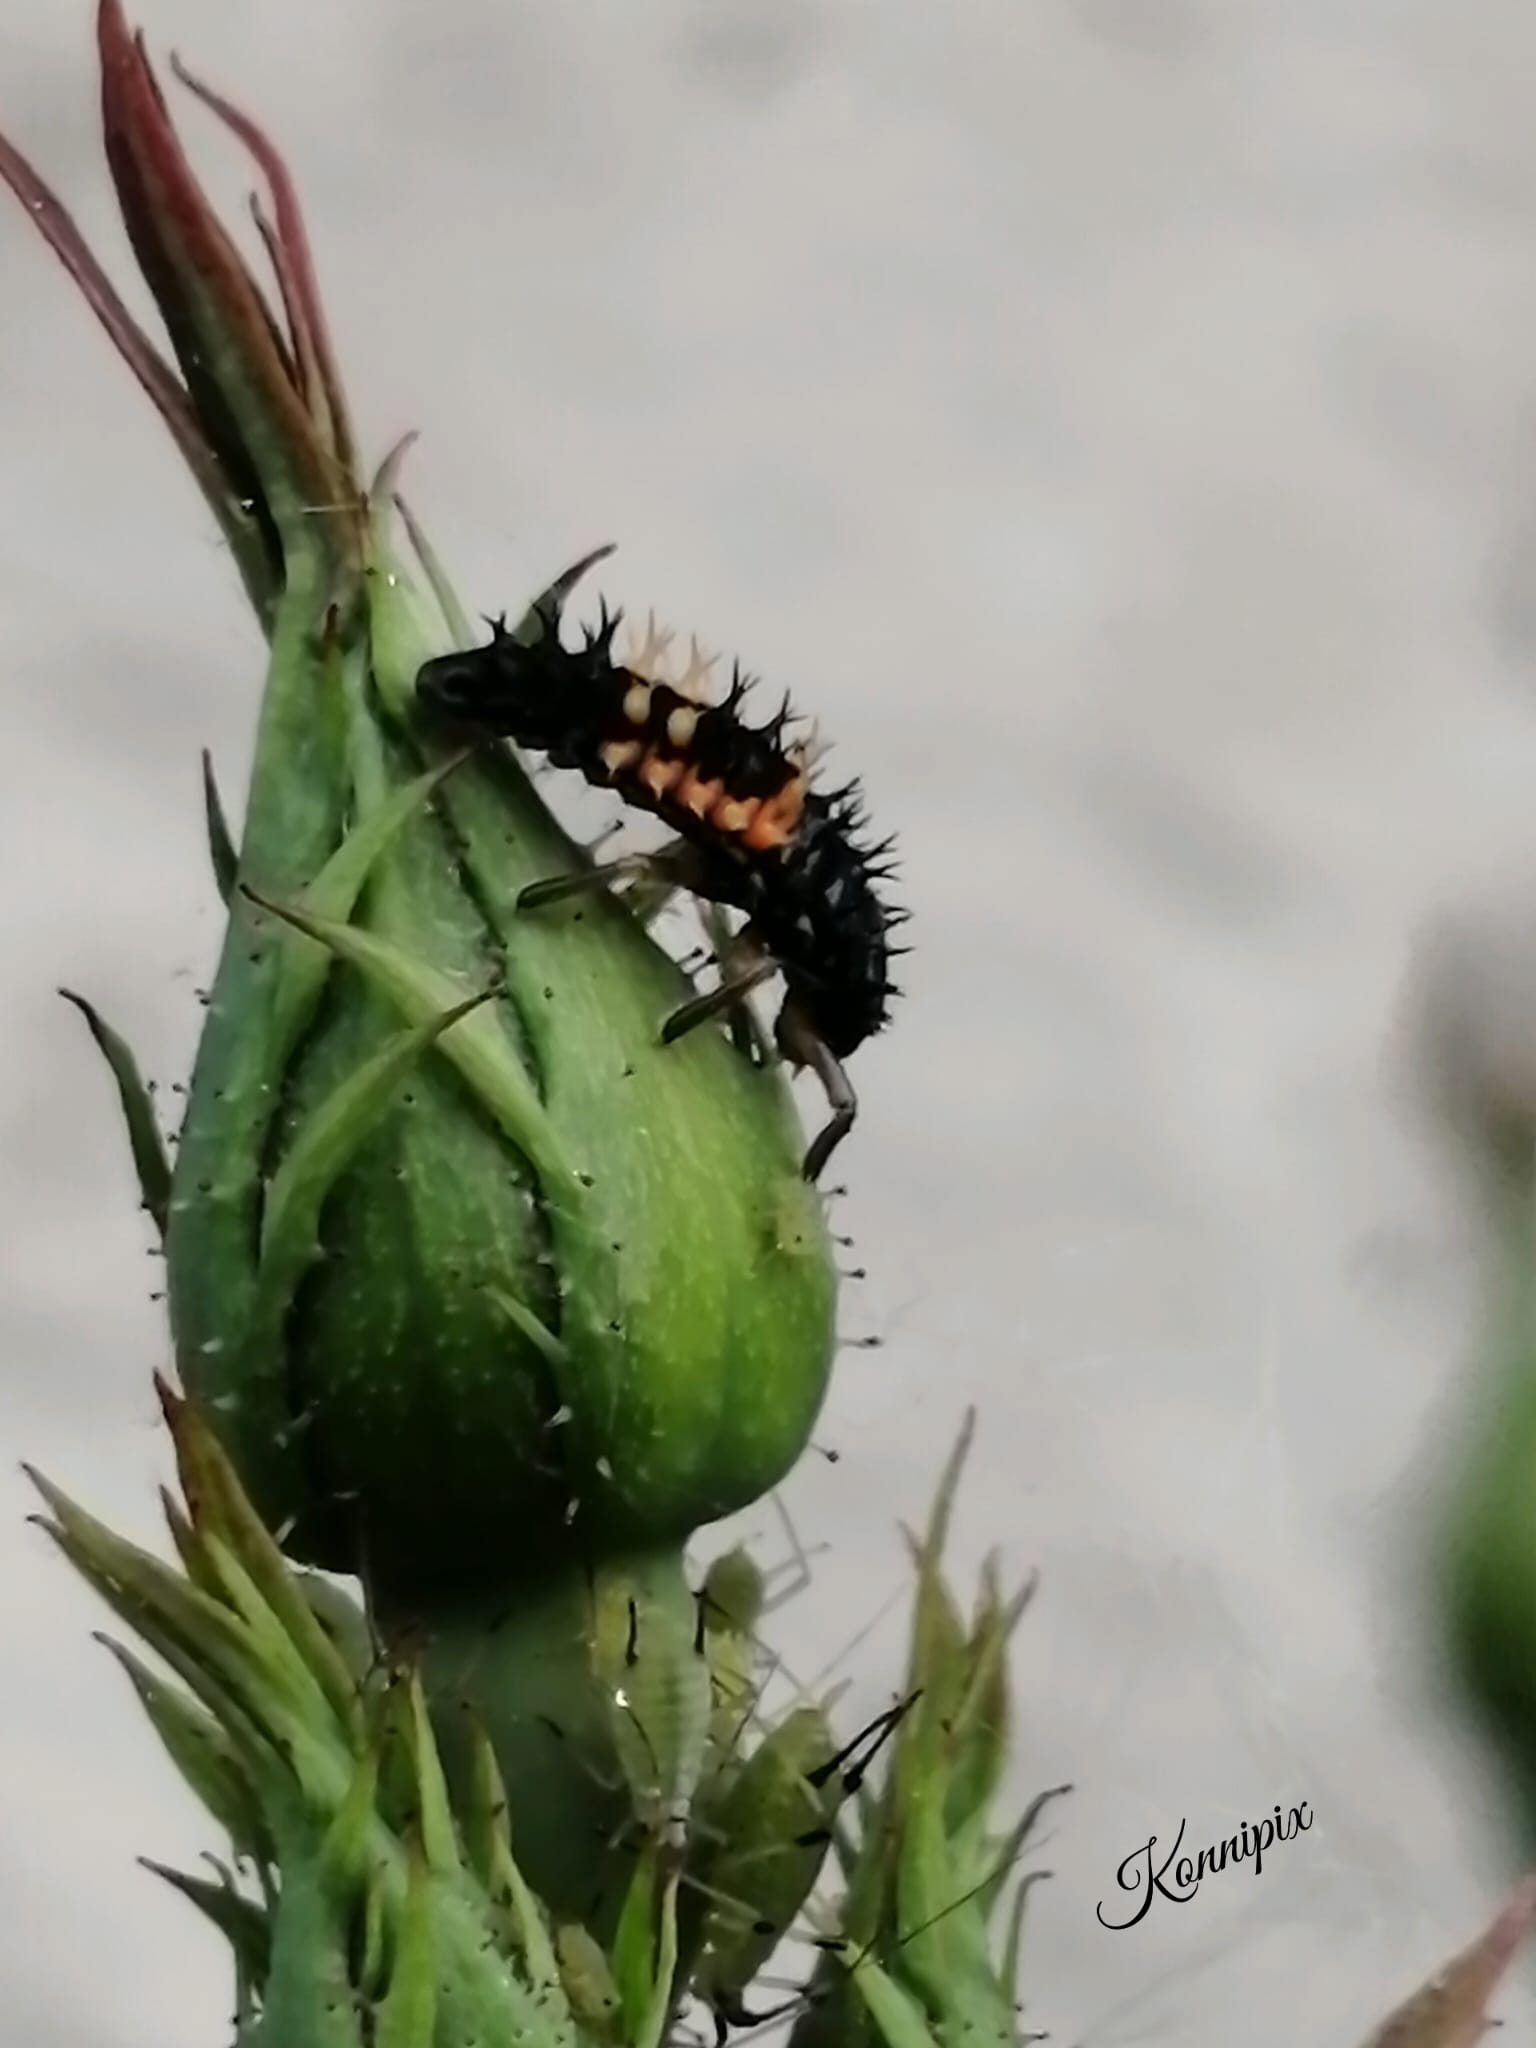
415,607,571,746
413,645,492,723
416,540,619,743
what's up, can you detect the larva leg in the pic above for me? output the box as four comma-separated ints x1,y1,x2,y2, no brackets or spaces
699,901,777,1064
660,958,778,1045
777,1004,858,1183
614,870,682,928
518,840,699,913
518,854,658,911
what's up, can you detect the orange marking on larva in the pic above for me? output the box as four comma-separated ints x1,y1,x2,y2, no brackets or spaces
748,776,807,841
600,737,644,777
640,751,685,799
677,767,724,817
714,797,762,836
744,808,795,851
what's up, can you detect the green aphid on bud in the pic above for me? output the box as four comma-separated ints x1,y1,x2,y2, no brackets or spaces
689,1703,840,2029
698,1510,828,1762
699,1545,770,1766
702,1545,769,1640
556,1924,624,2042
689,1693,918,2041
589,1554,715,1856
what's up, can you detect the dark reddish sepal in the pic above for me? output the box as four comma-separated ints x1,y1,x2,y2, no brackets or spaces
167,54,357,483
1,3,369,620
97,0,357,548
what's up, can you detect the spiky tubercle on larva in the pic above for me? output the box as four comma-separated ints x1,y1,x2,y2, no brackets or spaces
608,612,810,850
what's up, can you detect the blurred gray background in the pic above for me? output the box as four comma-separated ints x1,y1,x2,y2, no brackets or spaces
6,0,1536,2040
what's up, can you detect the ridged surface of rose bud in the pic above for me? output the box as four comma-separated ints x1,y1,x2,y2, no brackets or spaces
169,534,838,1592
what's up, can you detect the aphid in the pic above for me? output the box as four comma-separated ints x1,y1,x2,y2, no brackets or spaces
698,1831,1052,2048
697,1518,828,1771
588,1564,715,1858
552,1546,798,1868
687,1693,919,2045
555,1923,624,2041
415,551,906,1180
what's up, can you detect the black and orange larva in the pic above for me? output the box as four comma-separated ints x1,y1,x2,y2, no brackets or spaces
414,550,905,1179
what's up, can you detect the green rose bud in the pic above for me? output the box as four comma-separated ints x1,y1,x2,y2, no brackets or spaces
5,0,838,1603
176,522,836,1594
